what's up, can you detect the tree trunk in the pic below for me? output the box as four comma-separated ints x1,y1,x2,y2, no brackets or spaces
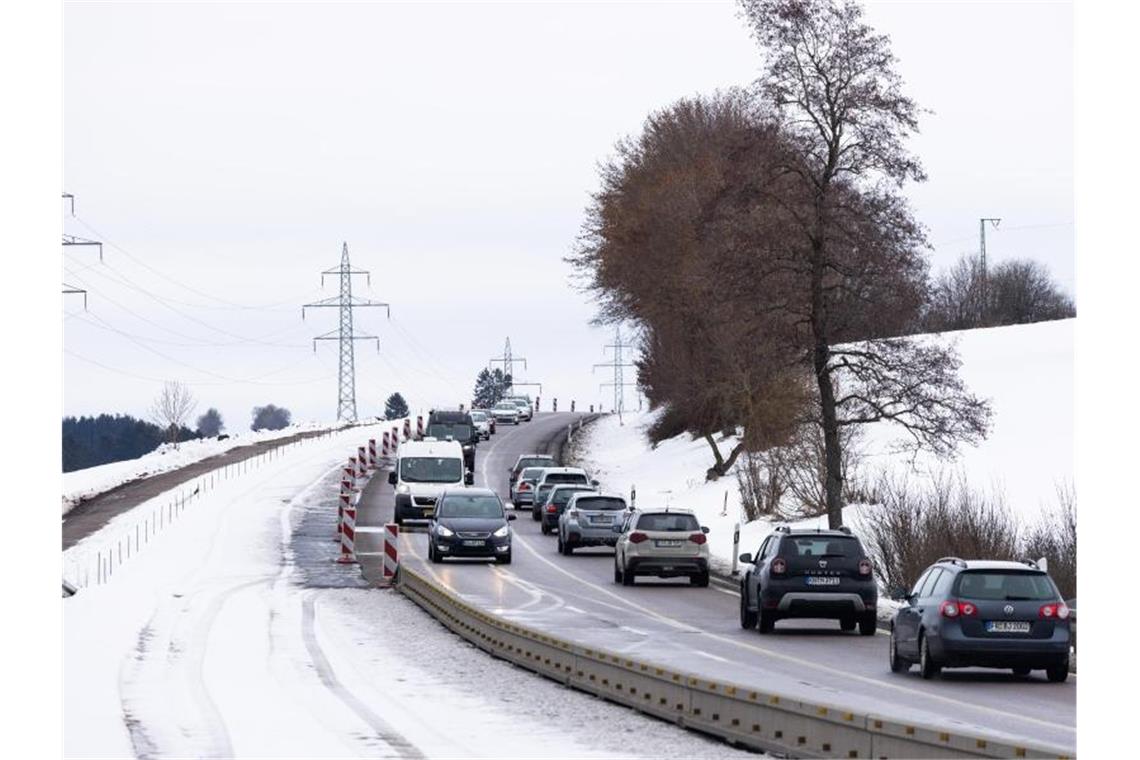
705,435,747,481
809,203,844,528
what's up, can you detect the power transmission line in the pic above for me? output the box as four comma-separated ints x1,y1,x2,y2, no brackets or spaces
489,337,527,395
979,217,1001,321
303,242,389,422
62,193,100,306
594,325,637,425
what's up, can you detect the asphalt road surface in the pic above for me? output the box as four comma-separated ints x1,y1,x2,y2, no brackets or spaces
356,412,1075,755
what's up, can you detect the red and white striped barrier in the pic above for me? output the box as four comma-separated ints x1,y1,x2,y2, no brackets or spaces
382,431,391,457
368,438,378,469
337,502,357,564
357,446,367,476
403,418,411,440
344,457,358,489
391,426,400,451
382,522,399,583
416,415,424,438
337,479,353,541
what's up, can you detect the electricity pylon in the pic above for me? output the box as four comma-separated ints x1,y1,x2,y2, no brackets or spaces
489,337,527,395
594,325,637,424
303,242,389,423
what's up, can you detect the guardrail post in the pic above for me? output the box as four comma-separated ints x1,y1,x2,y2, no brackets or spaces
382,522,399,585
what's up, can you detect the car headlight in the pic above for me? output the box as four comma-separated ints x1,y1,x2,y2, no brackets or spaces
436,524,455,537
396,484,410,494
492,525,510,538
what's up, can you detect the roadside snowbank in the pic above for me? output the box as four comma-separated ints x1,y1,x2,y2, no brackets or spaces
61,420,350,515
575,319,1074,574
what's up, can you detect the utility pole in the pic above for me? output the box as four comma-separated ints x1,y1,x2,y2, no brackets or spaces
303,242,389,423
979,217,1001,324
594,325,637,425
489,337,527,395
62,193,97,305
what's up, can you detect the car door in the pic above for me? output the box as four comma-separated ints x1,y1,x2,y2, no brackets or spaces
896,568,937,657
745,537,772,604
615,511,635,569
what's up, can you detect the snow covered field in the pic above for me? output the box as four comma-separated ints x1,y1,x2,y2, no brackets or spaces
574,319,1074,574
61,420,348,515
64,419,748,759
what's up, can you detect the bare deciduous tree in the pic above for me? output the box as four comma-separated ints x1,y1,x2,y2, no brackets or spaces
149,380,197,444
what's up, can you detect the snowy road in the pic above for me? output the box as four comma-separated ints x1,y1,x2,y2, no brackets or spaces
64,420,754,759
356,413,1077,756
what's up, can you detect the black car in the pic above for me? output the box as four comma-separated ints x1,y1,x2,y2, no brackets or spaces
427,488,516,564
739,526,878,635
538,484,597,535
888,558,1071,682
427,409,478,471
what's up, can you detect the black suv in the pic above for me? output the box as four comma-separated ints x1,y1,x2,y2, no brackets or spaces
739,526,878,635
427,409,478,471
888,558,1072,682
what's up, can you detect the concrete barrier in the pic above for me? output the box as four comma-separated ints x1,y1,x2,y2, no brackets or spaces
397,567,1070,759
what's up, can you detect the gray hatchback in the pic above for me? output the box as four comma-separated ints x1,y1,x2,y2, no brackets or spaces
557,493,628,554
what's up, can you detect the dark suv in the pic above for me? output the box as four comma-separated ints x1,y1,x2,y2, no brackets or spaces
888,558,1072,682
739,526,878,635
427,409,478,470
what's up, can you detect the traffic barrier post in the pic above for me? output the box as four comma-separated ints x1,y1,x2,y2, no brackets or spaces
403,418,411,440
336,502,358,564
382,522,399,584
382,431,391,458
368,438,378,469
416,415,424,438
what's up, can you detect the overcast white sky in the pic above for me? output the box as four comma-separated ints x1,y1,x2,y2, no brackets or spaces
62,0,1073,431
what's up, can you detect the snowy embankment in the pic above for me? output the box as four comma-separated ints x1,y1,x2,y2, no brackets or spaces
575,319,1074,575
61,420,351,515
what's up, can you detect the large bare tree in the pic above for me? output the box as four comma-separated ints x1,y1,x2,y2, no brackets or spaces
734,0,991,526
149,380,197,444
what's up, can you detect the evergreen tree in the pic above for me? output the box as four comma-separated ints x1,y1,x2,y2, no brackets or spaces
384,392,410,420
472,368,510,408
196,408,224,437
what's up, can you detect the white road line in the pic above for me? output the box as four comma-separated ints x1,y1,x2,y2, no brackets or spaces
695,650,731,663
510,531,1074,733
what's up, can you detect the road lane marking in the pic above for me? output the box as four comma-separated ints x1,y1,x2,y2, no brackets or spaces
510,531,1074,734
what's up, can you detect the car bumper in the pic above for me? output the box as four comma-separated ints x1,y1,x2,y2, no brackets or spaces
627,556,708,578
395,494,436,521
760,580,877,618
930,626,1072,667
512,493,534,505
564,524,619,546
434,537,511,558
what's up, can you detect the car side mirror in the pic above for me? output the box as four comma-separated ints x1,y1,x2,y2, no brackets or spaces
507,514,517,521
464,471,475,486
889,586,908,601
738,553,753,564
701,526,710,534
591,479,600,487
387,471,397,485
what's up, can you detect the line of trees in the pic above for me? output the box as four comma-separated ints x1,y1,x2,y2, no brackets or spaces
472,368,510,408
570,0,995,528
62,414,198,472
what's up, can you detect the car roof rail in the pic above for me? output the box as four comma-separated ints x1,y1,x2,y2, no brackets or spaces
935,556,967,567
1020,558,1040,569
773,524,791,533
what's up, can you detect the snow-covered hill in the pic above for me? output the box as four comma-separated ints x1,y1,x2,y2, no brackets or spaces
575,319,1074,571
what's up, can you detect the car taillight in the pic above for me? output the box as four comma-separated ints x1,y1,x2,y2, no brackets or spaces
629,532,648,544
688,532,707,545
520,483,531,491
546,504,557,513
1040,602,1070,620
771,557,786,575
940,599,978,618
568,509,579,519
858,559,872,576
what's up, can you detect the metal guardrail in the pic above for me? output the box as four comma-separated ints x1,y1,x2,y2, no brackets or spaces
397,566,1070,759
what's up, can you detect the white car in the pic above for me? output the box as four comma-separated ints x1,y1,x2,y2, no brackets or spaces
508,397,533,421
469,410,492,440
613,509,710,587
492,401,520,425
388,439,473,525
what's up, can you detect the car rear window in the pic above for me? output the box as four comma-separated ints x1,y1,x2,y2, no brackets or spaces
552,487,593,506
518,457,554,470
782,536,860,557
954,571,1057,601
574,497,626,511
519,467,546,480
545,473,587,484
636,513,699,532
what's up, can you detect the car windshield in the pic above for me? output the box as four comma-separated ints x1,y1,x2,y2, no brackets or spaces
536,485,555,502
954,571,1058,601
470,411,487,421
495,403,516,411
575,497,626,512
519,457,554,470
520,467,546,480
400,457,463,483
545,472,587,484
512,399,529,407
437,494,504,519
427,423,473,441
636,513,700,532
783,536,859,557
552,487,594,506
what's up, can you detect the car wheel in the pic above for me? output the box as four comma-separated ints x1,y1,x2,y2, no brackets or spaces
919,634,940,679
541,522,551,535
531,509,540,522
563,539,574,555
613,559,623,583
889,628,909,673
556,534,565,554
428,541,440,564
758,608,775,634
691,571,709,587
859,612,877,636
1012,667,1031,677
740,589,758,629
621,565,635,586
840,617,856,632
1045,659,1069,683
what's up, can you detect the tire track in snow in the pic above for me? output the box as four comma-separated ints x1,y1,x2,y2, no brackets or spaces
300,595,425,760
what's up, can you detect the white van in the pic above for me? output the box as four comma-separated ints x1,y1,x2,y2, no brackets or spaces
388,438,473,524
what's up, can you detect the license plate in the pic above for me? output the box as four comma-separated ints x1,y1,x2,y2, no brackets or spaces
986,620,1031,633
593,515,613,524
805,576,841,586
462,539,485,547
655,539,683,548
